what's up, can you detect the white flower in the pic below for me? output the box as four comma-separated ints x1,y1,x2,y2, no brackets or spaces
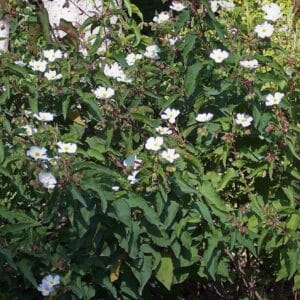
33,112,54,122
169,37,179,46
116,73,133,83
42,275,61,287
262,3,282,22
19,125,37,137
235,113,253,128
38,283,55,296
145,137,164,151
104,62,123,79
196,113,214,123
103,62,131,82
255,22,274,38
161,148,180,163
219,1,235,9
156,126,172,135
29,60,47,72
38,172,57,189
44,70,62,80
239,59,259,69
97,39,111,54
144,45,161,60
210,1,219,12
210,49,229,63
170,1,186,12
153,11,170,24
126,53,143,66
112,186,120,191
14,60,26,67
27,146,48,160
128,170,139,185
57,142,77,154
228,28,238,34
93,86,115,99
43,49,63,62
211,1,235,12
123,155,142,170
161,108,180,124
265,92,284,106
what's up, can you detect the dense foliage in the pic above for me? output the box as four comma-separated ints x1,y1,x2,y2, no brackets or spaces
0,0,299,299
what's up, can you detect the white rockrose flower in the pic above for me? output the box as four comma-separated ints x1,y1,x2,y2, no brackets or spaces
97,39,111,54
19,125,37,137
255,22,274,38
210,0,219,12
57,141,77,154
239,59,259,69
235,113,253,127
29,59,47,72
44,70,62,80
42,275,61,288
27,146,48,160
14,60,26,67
104,62,124,79
145,137,164,151
153,11,170,24
211,0,235,12
170,1,186,12
43,49,63,62
93,86,115,99
161,108,180,124
161,148,180,163
103,62,131,82
210,49,229,63
169,36,179,46
265,92,284,106
112,186,120,191
37,274,60,295
128,170,140,185
196,113,214,123
262,3,282,22
123,155,142,170
219,1,235,9
33,112,54,122
156,126,172,135
144,45,161,60
37,282,54,296
116,73,133,83
38,172,57,189
126,53,143,66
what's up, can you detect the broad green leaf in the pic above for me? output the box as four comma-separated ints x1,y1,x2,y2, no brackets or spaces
18,258,38,288
155,256,174,290
185,62,202,97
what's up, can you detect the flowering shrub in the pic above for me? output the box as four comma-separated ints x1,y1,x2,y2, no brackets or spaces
0,0,300,298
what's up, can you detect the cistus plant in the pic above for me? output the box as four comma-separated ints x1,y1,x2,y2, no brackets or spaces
0,0,299,299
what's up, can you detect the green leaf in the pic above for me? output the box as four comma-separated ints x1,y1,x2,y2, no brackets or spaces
155,256,174,290
182,34,196,64
199,182,227,212
185,62,202,97
285,139,300,160
5,63,29,78
294,275,300,289
0,138,4,164
287,214,300,230
18,258,38,288
0,246,17,270
217,168,237,191
68,184,87,207
195,201,213,224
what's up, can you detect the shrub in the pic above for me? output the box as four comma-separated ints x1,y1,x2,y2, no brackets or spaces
0,0,299,299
